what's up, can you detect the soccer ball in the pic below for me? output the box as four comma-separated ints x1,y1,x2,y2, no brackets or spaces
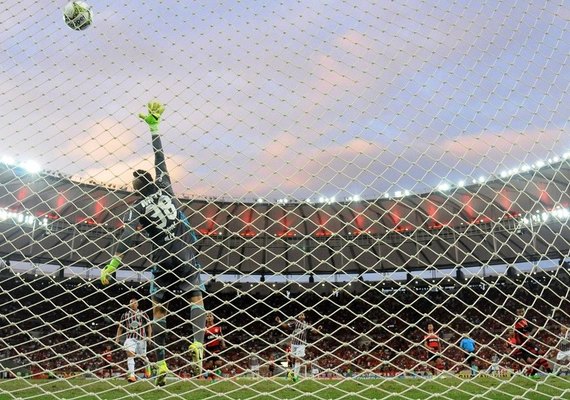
63,1,93,31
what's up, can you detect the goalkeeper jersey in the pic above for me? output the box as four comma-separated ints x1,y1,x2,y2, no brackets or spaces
117,134,199,265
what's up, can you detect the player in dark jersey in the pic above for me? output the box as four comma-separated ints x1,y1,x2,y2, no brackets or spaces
507,328,527,369
424,323,441,374
101,102,206,386
511,310,552,376
204,312,225,379
116,298,152,382
516,308,552,376
514,308,534,348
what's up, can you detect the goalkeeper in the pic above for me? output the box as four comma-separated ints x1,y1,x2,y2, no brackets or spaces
101,102,206,386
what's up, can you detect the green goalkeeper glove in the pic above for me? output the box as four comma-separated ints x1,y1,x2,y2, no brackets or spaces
101,257,121,286
138,101,165,133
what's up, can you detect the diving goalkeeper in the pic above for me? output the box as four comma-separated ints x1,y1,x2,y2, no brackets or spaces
101,102,206,386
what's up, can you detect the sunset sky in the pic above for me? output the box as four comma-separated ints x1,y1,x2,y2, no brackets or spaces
1,1,568,201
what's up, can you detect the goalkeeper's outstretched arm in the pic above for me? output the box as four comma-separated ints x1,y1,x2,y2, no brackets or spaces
101,101,172,286
139,101,174,196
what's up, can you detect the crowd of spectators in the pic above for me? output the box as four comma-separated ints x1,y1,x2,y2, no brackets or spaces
0,271,569,379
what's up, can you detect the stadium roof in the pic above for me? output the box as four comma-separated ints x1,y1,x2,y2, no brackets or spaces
0,159,569,275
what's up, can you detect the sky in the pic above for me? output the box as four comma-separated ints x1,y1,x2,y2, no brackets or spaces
0,1,568,201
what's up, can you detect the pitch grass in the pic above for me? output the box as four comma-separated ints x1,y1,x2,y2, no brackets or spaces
1,376,570,400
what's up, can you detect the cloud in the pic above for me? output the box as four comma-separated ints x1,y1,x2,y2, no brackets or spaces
439,128,565,172
1,0,568,201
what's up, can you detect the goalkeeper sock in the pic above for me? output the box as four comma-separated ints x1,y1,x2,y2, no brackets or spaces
127,357,135,375
190,304,206,344
152,318,167,362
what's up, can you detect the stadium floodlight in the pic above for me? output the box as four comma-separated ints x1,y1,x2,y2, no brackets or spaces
437,183,451,192
553,207,569,219
20,160,42,174
457,180,465,187
1,156,15,165
319,196,334,204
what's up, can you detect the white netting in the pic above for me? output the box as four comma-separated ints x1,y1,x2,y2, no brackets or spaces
0,0,569,399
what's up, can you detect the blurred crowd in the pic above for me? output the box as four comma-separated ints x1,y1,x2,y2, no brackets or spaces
0,272,569,378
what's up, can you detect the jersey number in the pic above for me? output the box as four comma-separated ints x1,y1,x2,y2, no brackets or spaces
148,195,177,228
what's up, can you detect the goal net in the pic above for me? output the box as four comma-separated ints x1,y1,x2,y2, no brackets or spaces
0,1,569,399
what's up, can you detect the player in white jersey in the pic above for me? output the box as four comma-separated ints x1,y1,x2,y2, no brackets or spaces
116,298,152,382
276,312,322,382
554,325,570,376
